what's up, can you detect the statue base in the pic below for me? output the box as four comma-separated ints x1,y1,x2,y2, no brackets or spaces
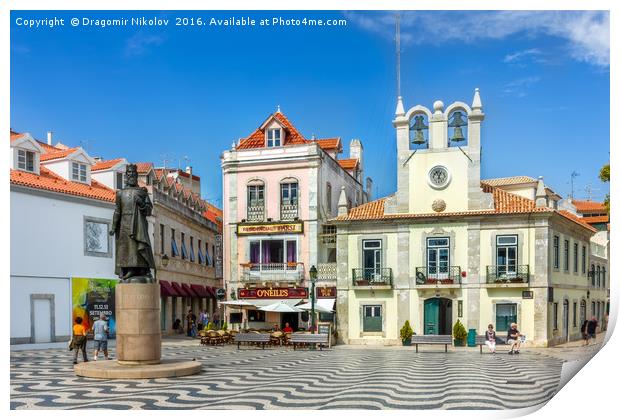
75,283,201,379
74,359,202,379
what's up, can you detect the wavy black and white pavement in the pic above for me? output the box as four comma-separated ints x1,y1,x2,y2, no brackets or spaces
11,342,563,410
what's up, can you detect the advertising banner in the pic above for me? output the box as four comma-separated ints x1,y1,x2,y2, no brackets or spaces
71,278,118,337
237,222,303,235
238,287,308,299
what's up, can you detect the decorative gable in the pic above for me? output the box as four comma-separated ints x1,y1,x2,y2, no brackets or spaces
10,133,44,175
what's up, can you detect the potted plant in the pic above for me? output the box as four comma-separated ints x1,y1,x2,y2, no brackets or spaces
400,320,414,346
222,321,228,331
452,319,467,346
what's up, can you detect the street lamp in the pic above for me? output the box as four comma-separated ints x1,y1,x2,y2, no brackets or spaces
309,265,318,334
161,254,170,267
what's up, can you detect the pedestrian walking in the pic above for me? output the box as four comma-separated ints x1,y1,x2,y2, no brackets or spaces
485,324,497,354
71,317,88,364
186,309,197,337
587,316,598,345
92,313,111,361
581,319,589,346
198,308,206,331
507,323,522,355
213,312,220,329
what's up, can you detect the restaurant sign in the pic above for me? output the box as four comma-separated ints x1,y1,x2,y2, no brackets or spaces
316,286,337,298
237,222,303,236
239,287,308,299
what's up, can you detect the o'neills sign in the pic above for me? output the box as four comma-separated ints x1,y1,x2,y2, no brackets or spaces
237,222,303,236
239,287,308,299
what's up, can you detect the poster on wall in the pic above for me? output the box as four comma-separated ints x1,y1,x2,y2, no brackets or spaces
71,278,118,337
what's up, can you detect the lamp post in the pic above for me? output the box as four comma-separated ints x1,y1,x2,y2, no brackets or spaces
309,265,317,334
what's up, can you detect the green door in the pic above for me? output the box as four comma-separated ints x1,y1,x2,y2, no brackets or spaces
424,299,439,335
362,305,382,332
496,303,517,333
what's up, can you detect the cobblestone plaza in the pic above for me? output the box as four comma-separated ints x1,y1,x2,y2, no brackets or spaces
10,338,602,410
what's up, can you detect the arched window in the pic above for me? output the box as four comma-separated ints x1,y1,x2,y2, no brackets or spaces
409,113,429,150
596,265,601,287
590,264,596,286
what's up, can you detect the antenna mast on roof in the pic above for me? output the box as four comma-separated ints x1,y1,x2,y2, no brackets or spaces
395,12,401,99
570,171,580,199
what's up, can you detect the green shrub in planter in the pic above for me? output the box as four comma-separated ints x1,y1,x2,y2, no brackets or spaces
400,320,414,346
452,319,467,346
222,321,228,331
205,322,215,331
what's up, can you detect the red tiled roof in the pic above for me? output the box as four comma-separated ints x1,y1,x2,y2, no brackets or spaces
336,183,596,233
40,147,78,162
337,158,359,171
482,176,536,187
572,199,606,213
10,167,115,202
582,215,609,224
92,158,123,171
237,111,309,149
315,138,341,150
135,162,153,174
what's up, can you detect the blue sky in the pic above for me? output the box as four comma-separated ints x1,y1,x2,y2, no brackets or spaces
11,10,610,207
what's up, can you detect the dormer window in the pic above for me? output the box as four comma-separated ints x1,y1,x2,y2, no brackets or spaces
267,128,281,147
17,149,35,172
72,162,87,183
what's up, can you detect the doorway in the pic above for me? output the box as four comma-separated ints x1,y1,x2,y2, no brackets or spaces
281,312,299,331
424,298,452,335
32,298,52,343
496,303,517,333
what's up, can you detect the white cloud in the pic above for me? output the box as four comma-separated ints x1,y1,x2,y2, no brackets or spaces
503,48,543,64
502,76,542,98
125,32,166,57
344,11,609,67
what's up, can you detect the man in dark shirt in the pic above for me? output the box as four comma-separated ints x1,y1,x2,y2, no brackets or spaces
587,316,598,344
507,323,522,354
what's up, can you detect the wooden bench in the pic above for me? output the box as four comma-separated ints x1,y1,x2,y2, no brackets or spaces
289,333,329,350
234,333,271,349
410,335,452,353
475,335,507,353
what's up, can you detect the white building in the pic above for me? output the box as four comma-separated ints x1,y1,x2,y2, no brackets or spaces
10,131,117,344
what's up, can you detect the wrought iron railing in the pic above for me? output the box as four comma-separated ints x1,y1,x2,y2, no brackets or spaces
486,265,530,284
240,262,304,283
317,263,337,281
352,268,393,286
415,266,461,285
247,202,265,222
280,202,298,221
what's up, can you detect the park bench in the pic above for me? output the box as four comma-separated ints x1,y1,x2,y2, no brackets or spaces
235,333,271,349
475,335,507,353
410,335,452,353
289,333,329,350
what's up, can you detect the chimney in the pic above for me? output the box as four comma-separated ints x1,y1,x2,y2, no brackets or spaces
338,186,348,217
186,166,193,190
47,131,53,145
535,176,548,208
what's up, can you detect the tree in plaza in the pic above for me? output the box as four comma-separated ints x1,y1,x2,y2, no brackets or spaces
599,163,610,213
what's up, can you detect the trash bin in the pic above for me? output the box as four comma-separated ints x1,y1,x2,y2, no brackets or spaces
467,328,477,347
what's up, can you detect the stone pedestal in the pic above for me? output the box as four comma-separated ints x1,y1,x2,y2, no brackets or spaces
75,282,201,379
116,283,161,364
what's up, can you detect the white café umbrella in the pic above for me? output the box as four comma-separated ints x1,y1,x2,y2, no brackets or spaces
219,300,253,306
258,301,304,313
296,300,334,313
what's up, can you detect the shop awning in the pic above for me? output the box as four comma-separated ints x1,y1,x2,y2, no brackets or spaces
171,282,189,297
182,283,199,297
191,284,209,298
258,301,303,313
297,298,335,313
205,286,217,298
247,299,302,308
159,280,177,297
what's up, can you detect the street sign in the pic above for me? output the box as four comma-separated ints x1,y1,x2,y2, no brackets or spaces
216,288,226,300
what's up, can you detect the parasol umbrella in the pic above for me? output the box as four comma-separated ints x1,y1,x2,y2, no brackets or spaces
258,301,304,313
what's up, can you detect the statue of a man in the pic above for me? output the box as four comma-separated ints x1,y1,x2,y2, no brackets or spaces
109,164,156,283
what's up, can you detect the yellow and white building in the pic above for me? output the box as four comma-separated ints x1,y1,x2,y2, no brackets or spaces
332,90,602,347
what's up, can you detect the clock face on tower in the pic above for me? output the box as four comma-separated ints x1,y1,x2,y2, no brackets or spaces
428,165,450,189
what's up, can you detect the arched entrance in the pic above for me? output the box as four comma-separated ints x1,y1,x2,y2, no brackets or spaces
424,298,452,335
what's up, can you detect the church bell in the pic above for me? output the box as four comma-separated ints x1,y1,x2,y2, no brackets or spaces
448,111,467,142
410,115,428,145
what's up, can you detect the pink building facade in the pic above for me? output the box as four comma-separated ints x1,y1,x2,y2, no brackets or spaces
221,110,370,330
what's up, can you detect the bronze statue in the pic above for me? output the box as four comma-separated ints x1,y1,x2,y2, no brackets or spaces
110,164,156,283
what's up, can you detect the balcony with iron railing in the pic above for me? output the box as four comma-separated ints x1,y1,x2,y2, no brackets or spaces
246,202,265,222
415,266,461,286
280,202,299,221
352,268,393,287
486,265,530,285
240,262,304,283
